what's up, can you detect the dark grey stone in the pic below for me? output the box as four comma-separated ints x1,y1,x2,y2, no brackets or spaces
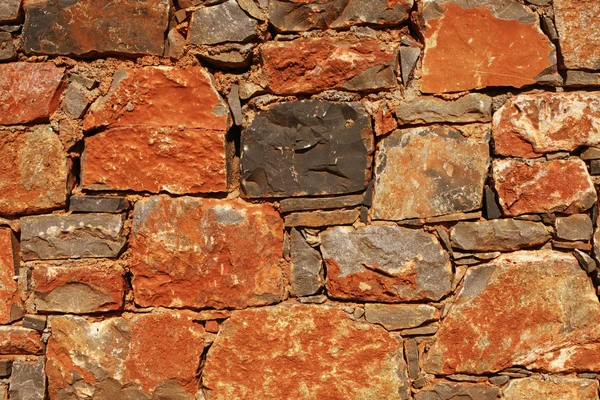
489,375,510,386
70,74,97,90
20,214,126,260
290,229,323,297
400,46,420,86
574,249,597,273
188,0,258,45
241,100,373,197
450,219,551,251
565,71,600,87
0,360,11,378
365,304,438,331
540,15,558,40
61,83,91,118
197,43,254,69
400,324,439,336
404,339,419,380
0,0,20,24
69,196,128,214
580,147,600,160
0,32,15,61
590,160,600,175
22,315,47,331
396,94,492,125
414,382,499,400
9,358,45,400
227,84,243,126
279,194,364,213
484,186,502,219
555,214,593,242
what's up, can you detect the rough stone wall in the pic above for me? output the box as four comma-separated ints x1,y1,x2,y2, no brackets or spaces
0,0,600,399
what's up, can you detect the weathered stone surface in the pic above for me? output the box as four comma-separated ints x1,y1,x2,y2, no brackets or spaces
449,219,551,251
423,250,600,374
261,37,398,95
504,377,599,400
241,101,373,197
400,45,421,86
279,194,364,213
268,0,413,32
0,62,64,125
365,304,438,331
565,71,600,87
32,261,125,313
396,94,492,125
202,304,410,399
22,0,170,56
22,315,46,331
131,196,284,309
290,229,323,297
0,361,10,378
0,0,20,23
554,0,600,70
0,327,44,355
188,0,258,45
420,0,557,93
9,358,45,400
0,32,15,61
493,92,600,158
284,209,360,227
69,196,128,214
46,311,206,399
21,214,126,260
493,158,596,216
373,126,490,221
414,382,499,400
61,82,91,118
0,229,22,324
321,225,452,302
0,126,68,216
555,214,593,242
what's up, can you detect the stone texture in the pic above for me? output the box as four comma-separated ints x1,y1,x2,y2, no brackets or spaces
46,311,206,399
69,196,128,214
493,158,596,216
400,45,421,86
22,315,46,331
423,250,600,374
449,219,551,251
0,32,15,61
565,71,600,87
22,0,170,57
188,0,258,45
554,0,600,70
365,304,438,331
0,229,22,324
373,126,490,221
9,358,45,400
321,225,452,302
241,101,373,197
0,327,44,355
493,92,600,158
32,261,126,313
279,194,364,213
268,0,413,32
284,209,360,227
396,94,492,125
131,196,284,309
0,126,68,216
261,37,398,95
290,229,323,297
202,304,410,400
20,214,127,260
504,377,599,400
61,82,91,118
555,214,593,242
420,0,557,93
0,62,64,125
0,0,20,23
414,382,499,400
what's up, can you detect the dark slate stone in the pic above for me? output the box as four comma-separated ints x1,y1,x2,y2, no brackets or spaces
400,46,421,86
279,194,364,213
0,32,15,61
188,0,258,45
0,0,21,24
414,382,499,400
0,360,11,377
9,358,45,400
69,196,128,214
290,229,323,297
241,100,374,198
22,315,47,331
484,185,502,219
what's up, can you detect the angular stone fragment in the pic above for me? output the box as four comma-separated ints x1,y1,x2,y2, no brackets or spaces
493,92,600,158
555,214,593,242
131,196,284,309
423,251,600,374
396,94,492,125
0,63,64,125
400,45,421,86
9,358,45,400
554,0,600,70
32,261,125,313
414,382,499,400
22,315,46,331
22,0,170,56
0,126,68,216
268,0,413,32
290,229,323,297
0,327,44,355
261,37,398,94
450,219,550,251
0,229,22,324
188,0,258,45
202,304,409,399
241,100,373,197
419,0,557,93
321,226,452,302
21,214,126,260
284,209,360,227
565,71,600,87
61,82,90,118
0,32,15,61
0,0,20,23
504,377,599,400
69,196,128,214
493,158,596,216
279,194,364,213
0,361,11,378
365,304,438,331
46,312,206,399
373,126,490,220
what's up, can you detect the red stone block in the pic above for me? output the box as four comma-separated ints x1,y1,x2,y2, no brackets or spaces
0,229,22,324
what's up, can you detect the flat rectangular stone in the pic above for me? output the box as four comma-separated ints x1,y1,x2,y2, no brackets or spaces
365,304,438,331
565,71,600,87
0,327,44,355
0,0,20,24
290,229,323,297
21,214,126,260
9,358,45,400
284,210,360,228
425,211,482,224
22,315,46,331
414,382,499,400
69,196,128,213
279,194,364,213
396,94,492,125
450,219,551,251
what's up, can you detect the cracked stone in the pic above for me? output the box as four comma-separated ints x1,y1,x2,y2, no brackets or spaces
555,214,593,242
0,229,22,324
449,219,551,251
9,358,45,400
365,304,438,331
290,229,324,297
396,94,492,125
554,0,600,69
414,382,499,400
189,0,258,45
504,377,599,400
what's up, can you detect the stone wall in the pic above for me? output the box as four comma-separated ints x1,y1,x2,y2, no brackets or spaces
0,0,599,399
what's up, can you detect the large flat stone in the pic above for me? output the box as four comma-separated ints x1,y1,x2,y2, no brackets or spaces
419,0,557,93
504,377,599,400
261,37,398,95
9,358,45,400
0,229,22,324
493,92,600,158
321,225,452,302
130,196,284,309
202,304,410,400
0,126,68,216
373,126,490,220
0,62,64,125
241,100,373,197
493,158,596,216
20,214,127,260
554,0,600,69
0,0,20,23
188,0,258,45
449,219,551,251
268,0,413,32
396,94,492,125
414,382,499,400
46,312,206,399
423,250,600,374
22,0,170,56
